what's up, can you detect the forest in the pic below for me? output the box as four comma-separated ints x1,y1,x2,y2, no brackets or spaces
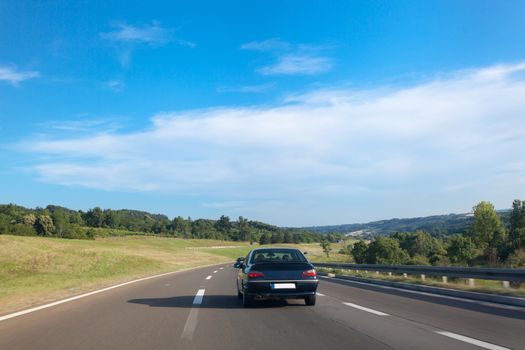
0,204,335,244
348,200,525,267
2,200,524,267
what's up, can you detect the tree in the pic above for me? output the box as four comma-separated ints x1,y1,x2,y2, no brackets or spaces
447,235,477,265
271,232,284,244
509,199,525,250
393,231,434,258
366,237,408,264
238,216,249,241
259,232,272,245
320,240,331,257
351,241,368,264
51,210,70,238
215,215,231,234
173,216,191,238
468,201,507,265
21,214,37,226
35,215,55,236
84,207,104,227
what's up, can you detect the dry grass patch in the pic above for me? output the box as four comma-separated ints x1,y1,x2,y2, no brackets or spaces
0,235,249,314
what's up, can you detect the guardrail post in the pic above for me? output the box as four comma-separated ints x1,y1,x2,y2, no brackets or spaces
375,271,379,275
388,272,392,277
420,274,426,281
467,278,475,287
442,276,448,284
502,281,510,288
403,273,408,278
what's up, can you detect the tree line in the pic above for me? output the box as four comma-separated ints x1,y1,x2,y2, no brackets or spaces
348,200,525,267
0,204,338,244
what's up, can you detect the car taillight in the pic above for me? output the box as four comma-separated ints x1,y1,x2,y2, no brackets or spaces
247,271,265,278
302,269,317,277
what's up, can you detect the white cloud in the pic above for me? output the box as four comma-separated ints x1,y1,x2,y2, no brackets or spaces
258,55,332,75
241,39,333,76
241,38,290,51
216,83,275,93
42,117,125,133
16,62,525,223
100,21,169,45
104,79,125,92
101,21,194,66
0,66,40,85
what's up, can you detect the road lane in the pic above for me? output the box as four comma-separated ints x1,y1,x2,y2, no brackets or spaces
316,276,525,349
193,266,393,350
0,265,223,350
0,263,523,350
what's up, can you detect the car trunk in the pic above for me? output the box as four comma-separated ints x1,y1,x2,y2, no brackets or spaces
252,262,312,280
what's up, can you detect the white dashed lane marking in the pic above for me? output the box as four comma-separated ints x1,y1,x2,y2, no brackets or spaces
213,270,218,273
435,331,510,350
180,289,206,344
316,292,326,296
193,289,205,305
205,275,212,280
343,302,389,316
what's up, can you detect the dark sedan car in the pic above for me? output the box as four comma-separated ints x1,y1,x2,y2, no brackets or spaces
235,248,318,307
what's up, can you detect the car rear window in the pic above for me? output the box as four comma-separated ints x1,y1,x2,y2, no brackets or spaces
249,249,307,264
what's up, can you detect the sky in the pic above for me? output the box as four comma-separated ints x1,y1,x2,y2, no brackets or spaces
1,1,525,226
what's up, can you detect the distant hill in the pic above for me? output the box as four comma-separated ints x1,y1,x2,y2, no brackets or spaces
303,210,510,238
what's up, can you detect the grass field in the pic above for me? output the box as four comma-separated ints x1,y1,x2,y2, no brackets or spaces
0,235,347,314
0,235,251,314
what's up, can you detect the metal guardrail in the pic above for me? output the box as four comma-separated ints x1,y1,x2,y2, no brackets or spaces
313,263,525,282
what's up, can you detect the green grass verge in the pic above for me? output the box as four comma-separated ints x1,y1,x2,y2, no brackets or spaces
318,268,525,298
0,235,253,314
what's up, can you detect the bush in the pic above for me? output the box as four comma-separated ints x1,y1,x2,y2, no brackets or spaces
366,237,409,264
505,249,525,268
407,254,430,265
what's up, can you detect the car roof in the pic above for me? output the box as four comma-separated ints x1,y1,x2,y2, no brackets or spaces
250,247,300,253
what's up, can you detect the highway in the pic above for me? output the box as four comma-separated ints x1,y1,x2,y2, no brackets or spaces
0,264,523,350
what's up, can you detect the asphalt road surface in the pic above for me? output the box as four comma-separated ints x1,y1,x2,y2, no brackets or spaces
0,264,524,350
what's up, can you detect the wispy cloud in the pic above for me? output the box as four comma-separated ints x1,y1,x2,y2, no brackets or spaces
101,21,194,66
241,38,333,76
241,38,290,51
258,55,332,75
0,66,40,85
217,83,275,93
16,62,525,223
42,117,126,133
100,21,169,45
104,79,125,92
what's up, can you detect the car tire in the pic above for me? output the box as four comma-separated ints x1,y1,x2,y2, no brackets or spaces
242,290,253,307
237,289,242,299
305,295,316,306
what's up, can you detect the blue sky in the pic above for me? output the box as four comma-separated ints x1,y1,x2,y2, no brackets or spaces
1,1,525,226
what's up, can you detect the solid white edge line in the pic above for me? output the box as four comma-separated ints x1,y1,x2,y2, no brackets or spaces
316,292,326,296
206,275,212,280
343,302,389,316
0,263,221,322
436,331,510,350
193,289,205,305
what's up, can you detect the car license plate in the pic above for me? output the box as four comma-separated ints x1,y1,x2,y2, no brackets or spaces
271,283,296,289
